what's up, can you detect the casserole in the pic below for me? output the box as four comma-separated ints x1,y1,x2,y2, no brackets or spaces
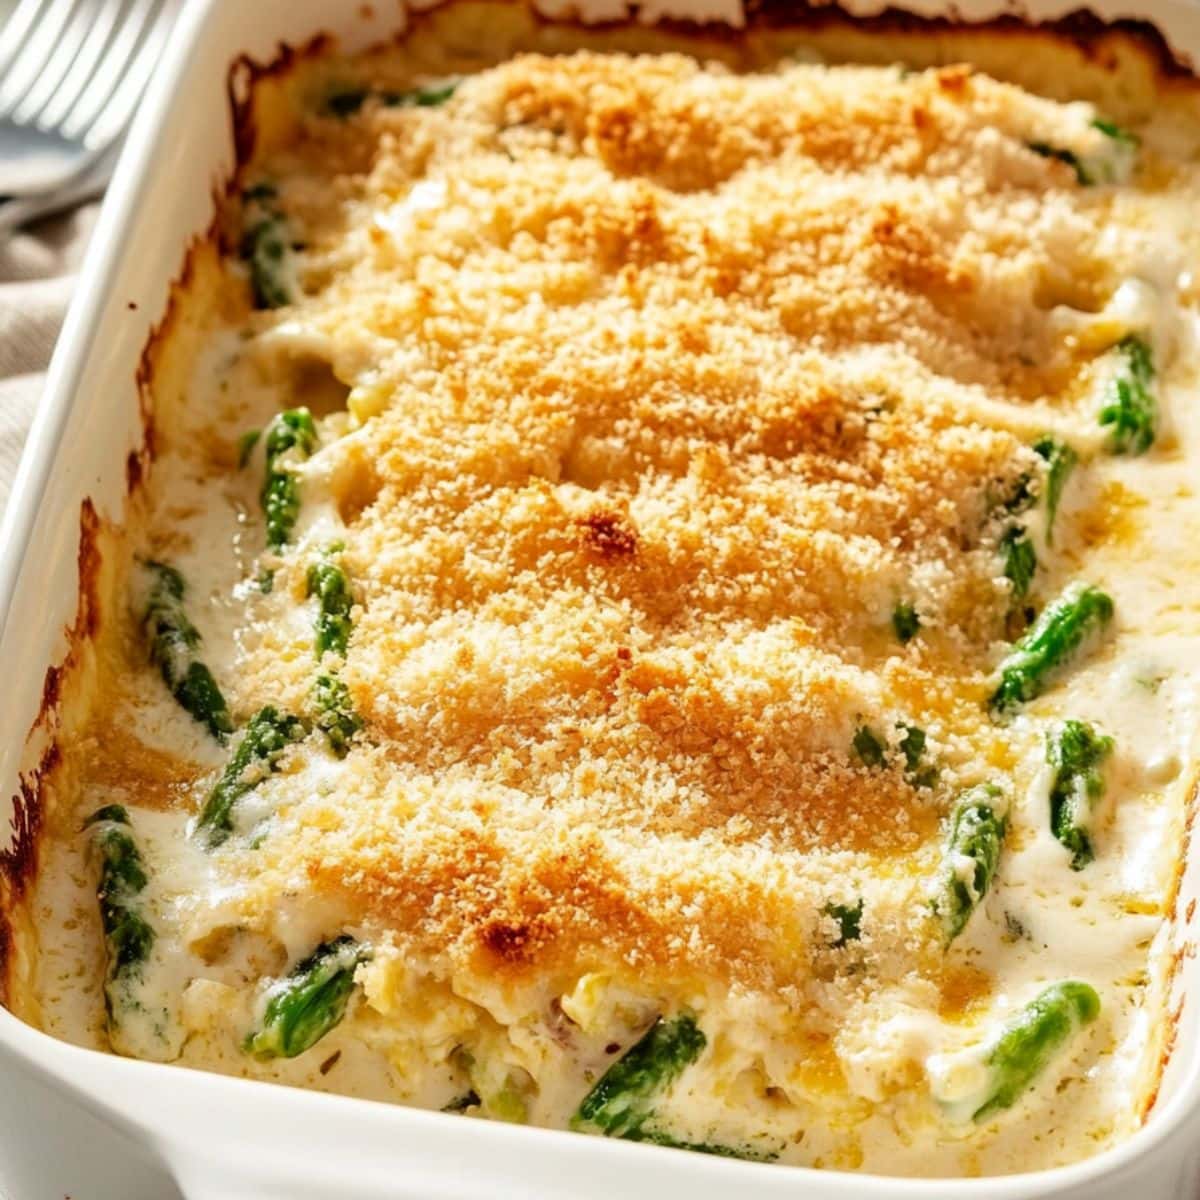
5,0,1200,1196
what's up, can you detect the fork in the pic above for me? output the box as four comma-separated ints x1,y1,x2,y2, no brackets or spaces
0,0,177,206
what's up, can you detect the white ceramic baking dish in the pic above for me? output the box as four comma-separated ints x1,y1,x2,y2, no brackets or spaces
4,0,1200,1196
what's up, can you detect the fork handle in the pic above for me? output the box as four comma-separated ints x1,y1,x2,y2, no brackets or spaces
0,143,119,238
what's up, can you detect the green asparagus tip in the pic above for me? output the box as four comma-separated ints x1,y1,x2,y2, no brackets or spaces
1032,436,1077,544
573,1014,706,1137
1047,720,1114,870
244,936,371,1059
1099,335,1156,456
990,583,1114,713
194,705,308,849
936,784,1007,943
972,981,1100,1122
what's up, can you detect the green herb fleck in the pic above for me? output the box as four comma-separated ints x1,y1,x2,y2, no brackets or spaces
892,601,920,644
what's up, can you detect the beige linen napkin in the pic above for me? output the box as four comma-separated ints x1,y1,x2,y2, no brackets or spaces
0,205,98,518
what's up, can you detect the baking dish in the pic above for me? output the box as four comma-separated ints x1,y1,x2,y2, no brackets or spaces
4,0,1200,1196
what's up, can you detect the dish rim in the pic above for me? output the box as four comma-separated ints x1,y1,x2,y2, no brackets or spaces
2,0,1200,1194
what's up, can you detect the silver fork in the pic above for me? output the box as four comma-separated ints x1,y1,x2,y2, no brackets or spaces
0,0,177,208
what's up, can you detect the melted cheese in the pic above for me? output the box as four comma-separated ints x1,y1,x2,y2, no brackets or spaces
18,4,1200,1179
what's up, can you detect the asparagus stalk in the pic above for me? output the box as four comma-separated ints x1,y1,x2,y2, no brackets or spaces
935,785,1008,943
1032,436,1077,545
324,80,459,117
194,706,307,848
86,807,185,1059
899,723,939,789
1046,720,1115,870
241,184,293,309
853,723,936,788
311,673,362,757
307,550,353,658
1099,335,1156,455
1086,118,1139,183
990,583,1114,713
1000,526,1037,605
383,80,459,108
244,936,371,1059
1027,140,1089,183
261,408,317,550
572,1014,706,1138
139,560,233,742
1027,117,1138,186
572,1015,772,1159
85,805,153,984
932,981,1101,1123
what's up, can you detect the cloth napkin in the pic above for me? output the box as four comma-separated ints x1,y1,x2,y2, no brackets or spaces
0,205,98,518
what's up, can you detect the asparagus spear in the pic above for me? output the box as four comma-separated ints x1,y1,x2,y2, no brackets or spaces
933,981,1101,1123
311,673,362,757
382,80,459,108
572,1014,706,1138
261,408,317,550
892,601,920,643
899,723,939,789
1032,436,1077,545
240,184,293,310
324,80,458,117
138,560,234,742
1099,335,1156,455
1000,526,1037,605
1027,117,1138,186
853,723,936,788
244,936,371,1059
307,550,353,658
83,805,185,1059
1046,720,1115,870
572,1015,772,1159
85,805,153,984
990,583,1114,713
1087,118,1139,183
1027,140,1090,184
935,785,1008,943
194,706,307,848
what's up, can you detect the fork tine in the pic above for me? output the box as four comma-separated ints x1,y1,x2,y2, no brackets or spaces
0,0,81,119
11,0,95,126
34,0,128,131
81,0,174,148
60,0,158,141
0,0,56,81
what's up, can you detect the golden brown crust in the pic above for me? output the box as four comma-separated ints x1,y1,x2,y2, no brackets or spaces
219,45,1151,1000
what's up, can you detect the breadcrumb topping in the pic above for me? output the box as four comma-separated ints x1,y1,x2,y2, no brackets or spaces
213,50,1131,1004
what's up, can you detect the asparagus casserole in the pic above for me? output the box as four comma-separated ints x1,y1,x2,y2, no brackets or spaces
7,2,1200,1179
